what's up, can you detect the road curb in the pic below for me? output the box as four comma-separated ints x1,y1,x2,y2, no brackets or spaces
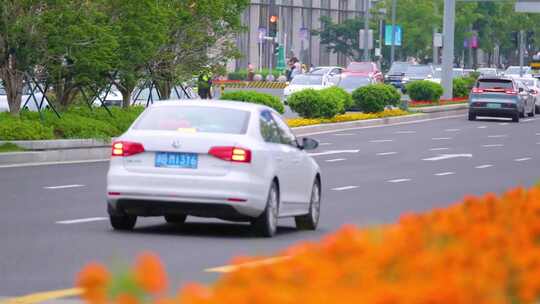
0,106,467,167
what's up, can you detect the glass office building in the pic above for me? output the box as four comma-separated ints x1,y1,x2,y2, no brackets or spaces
233,0,366,71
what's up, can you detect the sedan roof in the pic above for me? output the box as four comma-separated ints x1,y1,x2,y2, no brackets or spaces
149,99,273,113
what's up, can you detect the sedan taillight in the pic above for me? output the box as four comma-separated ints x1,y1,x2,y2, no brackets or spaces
208,146,251,163
112,141,145,157
472,87,484,94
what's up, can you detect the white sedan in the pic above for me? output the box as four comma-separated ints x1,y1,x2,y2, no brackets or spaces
283,67,342,101
107,100,322,237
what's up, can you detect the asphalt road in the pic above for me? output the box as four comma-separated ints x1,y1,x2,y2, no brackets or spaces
1,114,540,296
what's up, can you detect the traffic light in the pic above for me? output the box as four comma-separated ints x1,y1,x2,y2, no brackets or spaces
526,31,535,49
269,15,278,37
274,44,280,55
511,31,519,48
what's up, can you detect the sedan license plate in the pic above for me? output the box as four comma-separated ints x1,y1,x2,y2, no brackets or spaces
155,152,198,169
487,103,502,109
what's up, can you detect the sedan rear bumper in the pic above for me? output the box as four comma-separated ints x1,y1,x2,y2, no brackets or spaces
469,107,518,118
107,166,269,219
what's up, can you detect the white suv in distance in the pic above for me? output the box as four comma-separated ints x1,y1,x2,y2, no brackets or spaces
107,100,322,237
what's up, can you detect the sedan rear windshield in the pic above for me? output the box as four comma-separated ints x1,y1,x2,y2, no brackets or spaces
291,75,323,85
476,79,514,90
339,76,372,89
133,106,251,134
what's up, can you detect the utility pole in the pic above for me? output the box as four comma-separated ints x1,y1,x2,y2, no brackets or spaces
519,29,525,77
442,0,455,100
390,0,397,64
433,28,438,65
364,0,371,61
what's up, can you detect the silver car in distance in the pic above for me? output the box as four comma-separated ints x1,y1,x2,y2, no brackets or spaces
107,100,322,237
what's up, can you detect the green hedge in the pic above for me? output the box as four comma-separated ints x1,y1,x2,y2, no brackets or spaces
321,86,354,113
406,81,444,102
0,106,145,140
288,89,341,118
352,84,401,113
453,78,469,98
220,91,284,114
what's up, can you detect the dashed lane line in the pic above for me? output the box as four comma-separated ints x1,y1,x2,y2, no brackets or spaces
308,150,359,157
334,133,355,136
376,152,398,156
319,142,332,146
56,217,108,224
394,130,417,134
515,157,532,162
325,158,345,162
432,137,452,140
429,147,450,151
331,186,358,191
475,164,493,169
477,126,488,129
43,184,85,190
387,178,411,183
445,128,460,132
369,139,394,143
482,144,504,148
434,172,455,176
487,135,508,138
0,288,82,304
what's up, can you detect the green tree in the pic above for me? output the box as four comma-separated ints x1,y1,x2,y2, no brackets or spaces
0,1,44,116
150,0,249,99
103,0,168,108
41,0,117,109
312,16,364,61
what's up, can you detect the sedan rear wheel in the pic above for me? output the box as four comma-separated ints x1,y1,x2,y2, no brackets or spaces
164,214,187,224
468,112,476,121
528,105,535,117
512,111,520,123
536,105,540,114
110,215,136,231
253,182,279,237
295,179,321,230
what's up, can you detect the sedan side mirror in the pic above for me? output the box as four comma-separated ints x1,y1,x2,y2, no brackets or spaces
519,87,524,93
300,137,319,150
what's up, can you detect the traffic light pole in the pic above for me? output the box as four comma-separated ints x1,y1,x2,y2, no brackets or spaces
442,0,455,100
520,30,525,77
390,0,397,64
364,0,371,61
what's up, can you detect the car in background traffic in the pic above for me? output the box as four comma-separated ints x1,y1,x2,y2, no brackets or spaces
477,68,499,77
338,73,375,94
404,64,437,84
283,71,340,101
106,100,322,237
346,62,383,83
468,76,535,122
503,66,532,78
384,61,411,91
518,77,540,114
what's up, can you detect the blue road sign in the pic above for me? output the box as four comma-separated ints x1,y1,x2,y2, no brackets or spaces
385,25,402,46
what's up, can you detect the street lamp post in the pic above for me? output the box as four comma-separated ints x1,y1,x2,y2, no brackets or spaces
390,0,397,64
364,0,371,61
442,0,455,100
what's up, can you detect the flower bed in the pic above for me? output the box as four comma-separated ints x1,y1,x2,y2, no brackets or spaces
286,109,408,128
409,97,468,108
77,184,540,304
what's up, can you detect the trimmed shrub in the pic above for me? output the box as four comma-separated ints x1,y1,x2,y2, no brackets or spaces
352,84,397,113
288,89,340,118
227,71,247,81
320,86,353,113
0,114,55,140
220,91,284,114
406,80,444,102
453,78,470,98
380,84,401,106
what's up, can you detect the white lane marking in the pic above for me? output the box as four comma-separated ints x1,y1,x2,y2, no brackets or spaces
435,171,455,176
482,144,504,148
387,178,411,183
477,126,488,129
537,142,540,145
422,154,472,161
369,139,394,143
445,128,460,132
334,133,355,136
297,114,465,137
536,133,540,136
0,159,108,169
376,152,398,156
499,122,509,126
475,164,493,169
44,184,85,190
515,157,532,162
429,147,450,151
394,130,417,134
487,134,508,138
56,217,107,224
522,118,539,122
308,150,359,156
432,137,452,140
319,142,332,146
332,186,358,191
326,158,345,162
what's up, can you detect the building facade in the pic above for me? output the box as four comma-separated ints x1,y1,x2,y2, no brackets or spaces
233,0,366,71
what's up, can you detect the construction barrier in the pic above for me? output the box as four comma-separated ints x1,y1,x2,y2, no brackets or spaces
213,81,287,90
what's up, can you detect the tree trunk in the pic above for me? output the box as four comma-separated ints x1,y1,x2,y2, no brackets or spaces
0,67,25,117
156,80,172,100
54,81,77,110
118,84,134,108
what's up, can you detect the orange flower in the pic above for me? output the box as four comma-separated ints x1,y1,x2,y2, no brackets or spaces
115,293,139,304
75,262,110,304
134,252,168,294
